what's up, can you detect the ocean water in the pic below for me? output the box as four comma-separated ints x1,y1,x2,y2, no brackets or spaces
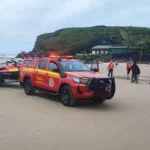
0,54,16,62
0,57,22,68
0,58,13,63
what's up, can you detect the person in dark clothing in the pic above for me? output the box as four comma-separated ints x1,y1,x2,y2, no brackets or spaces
131,61,140,83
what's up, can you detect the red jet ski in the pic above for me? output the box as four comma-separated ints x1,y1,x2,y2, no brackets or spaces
0,60,21,86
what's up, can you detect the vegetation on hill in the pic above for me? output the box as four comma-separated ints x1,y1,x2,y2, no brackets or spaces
33,26,150,55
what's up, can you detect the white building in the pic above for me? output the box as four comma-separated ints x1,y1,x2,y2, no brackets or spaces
91,45,110,55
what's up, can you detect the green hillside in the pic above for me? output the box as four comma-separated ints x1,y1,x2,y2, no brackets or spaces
33,26,150,55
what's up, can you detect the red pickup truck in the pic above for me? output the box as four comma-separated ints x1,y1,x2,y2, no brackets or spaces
19,54,116,106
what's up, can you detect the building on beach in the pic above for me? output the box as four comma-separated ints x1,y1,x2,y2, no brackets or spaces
91,45,110,55
91,45,135,55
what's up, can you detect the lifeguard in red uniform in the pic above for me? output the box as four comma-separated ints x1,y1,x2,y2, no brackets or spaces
107,61,114,77
126,61,132,76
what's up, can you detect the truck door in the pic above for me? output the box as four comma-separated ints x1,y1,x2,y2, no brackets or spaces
91,60,100,73
45,61,60,92
34,59,48,89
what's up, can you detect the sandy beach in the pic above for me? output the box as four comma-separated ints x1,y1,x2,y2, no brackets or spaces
0,64,150,149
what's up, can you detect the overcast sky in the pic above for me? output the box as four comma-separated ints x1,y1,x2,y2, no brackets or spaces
0,0,150,54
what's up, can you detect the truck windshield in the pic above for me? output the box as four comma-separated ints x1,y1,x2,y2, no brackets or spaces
60,61,90,71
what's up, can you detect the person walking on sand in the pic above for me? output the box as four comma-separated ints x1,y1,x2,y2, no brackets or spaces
126,61,132,76
107,61,114,77
115,60,119,67
131,61,140,83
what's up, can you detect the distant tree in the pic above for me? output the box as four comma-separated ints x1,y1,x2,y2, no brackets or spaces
32,26,150,55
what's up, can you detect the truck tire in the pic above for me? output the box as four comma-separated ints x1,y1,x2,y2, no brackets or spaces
60,86,76,106
24,79,35,95
93,98,106,104
107,77,116,100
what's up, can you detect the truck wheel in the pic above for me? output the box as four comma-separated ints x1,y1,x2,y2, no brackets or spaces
93,98,106,104
60,86,76,106
24,79,35,95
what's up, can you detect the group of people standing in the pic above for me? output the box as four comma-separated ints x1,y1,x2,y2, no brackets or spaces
107,60,141,83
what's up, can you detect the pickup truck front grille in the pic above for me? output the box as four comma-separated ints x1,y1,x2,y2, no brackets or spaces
87,78,112,93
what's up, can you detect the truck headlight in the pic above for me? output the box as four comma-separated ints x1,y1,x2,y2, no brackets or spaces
72,77,89,84
80,78,89,84
72,77,80,83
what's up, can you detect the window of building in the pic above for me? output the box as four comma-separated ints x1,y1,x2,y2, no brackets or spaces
101,51,104,55
38,59,48,70
105,51,108,55
48,62,59,72
96,51,100,55
92,51,95,55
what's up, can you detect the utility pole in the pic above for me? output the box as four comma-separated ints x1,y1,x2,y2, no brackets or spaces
140,39,143,63
103,32,106,44
140,31,144,63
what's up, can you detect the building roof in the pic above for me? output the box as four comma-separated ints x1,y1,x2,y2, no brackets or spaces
110,46,128,49
92,45,111,50
91,45,128,50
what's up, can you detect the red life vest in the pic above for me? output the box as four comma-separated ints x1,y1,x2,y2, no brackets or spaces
108,63,114,69
126,63,131,69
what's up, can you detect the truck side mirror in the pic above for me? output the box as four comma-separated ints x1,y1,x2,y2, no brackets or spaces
91,60,100,72
91,68,99,72
52,68,60,73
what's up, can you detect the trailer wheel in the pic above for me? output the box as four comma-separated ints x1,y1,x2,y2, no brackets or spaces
24,79,35,95
0,80,3,87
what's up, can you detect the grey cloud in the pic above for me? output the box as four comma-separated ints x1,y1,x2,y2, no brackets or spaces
0,0,150,54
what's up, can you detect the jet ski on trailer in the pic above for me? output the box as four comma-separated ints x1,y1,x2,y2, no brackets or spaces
0,60,21,86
